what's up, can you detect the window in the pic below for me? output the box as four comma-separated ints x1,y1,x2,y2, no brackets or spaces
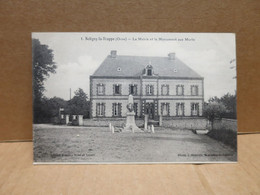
191,85,198,96
147,69,152,76
161,85,169,95
146,85,154,95
191,103,199,116
113,84,121,95
145,64,153,76
97,84,105,95
96,103,105,116
112,103,122,117
129,84,137,95
176,85,184,95
60,114,64,119
176,103,184,116
161,103,170,116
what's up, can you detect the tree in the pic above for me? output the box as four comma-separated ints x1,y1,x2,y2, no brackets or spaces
204,102,227,129
67,88,90,118
220,93,237,117
32,39,57,100
208,96,221,103
32,39,57,123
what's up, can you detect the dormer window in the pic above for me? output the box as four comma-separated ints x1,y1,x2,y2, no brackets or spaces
146,64,153,76
147,69,152,76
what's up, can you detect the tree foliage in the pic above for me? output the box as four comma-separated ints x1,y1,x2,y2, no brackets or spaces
207,92,237,119
67,88,90,118
32,39,57,123
204,102,227,129
204,102,227,122
32,39,57,100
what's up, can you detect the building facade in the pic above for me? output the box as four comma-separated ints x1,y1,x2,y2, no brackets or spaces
90,51,204,119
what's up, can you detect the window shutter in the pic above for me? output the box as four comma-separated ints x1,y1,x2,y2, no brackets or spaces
151,85,154,95
119,84,122,95
119,103,122,116
103,84,106,95
102,103,106,116
113,85,115,95
96,103,99,117
129,84,131,95
134,103,138,116
112,103,115,116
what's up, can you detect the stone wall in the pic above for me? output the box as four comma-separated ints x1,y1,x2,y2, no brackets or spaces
213,118,237,132
83,118,144,127
84,117,208,130
161,117,208,130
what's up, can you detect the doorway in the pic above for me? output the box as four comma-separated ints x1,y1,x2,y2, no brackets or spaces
145,102,154,119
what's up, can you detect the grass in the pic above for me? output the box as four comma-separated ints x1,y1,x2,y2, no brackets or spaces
33,124,237,163
207,129,237,149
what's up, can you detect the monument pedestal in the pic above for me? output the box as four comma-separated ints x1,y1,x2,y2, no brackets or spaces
122,112,143,133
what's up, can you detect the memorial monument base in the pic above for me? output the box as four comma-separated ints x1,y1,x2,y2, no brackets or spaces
122,112,143,133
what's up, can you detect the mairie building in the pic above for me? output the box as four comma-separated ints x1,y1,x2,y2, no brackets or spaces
90,50,204,120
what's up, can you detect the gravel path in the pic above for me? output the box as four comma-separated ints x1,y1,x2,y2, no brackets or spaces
33,124,237,163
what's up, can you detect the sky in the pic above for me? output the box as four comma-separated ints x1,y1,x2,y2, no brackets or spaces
32,32,237,101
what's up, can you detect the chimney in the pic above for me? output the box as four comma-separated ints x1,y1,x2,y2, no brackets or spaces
110,50,117,58
168,53,175,60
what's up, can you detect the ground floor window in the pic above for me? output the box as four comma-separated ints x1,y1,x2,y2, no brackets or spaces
191,103,199,116
96,103,105,116
176,103,185,116
161,103,170,116
112,103,122,117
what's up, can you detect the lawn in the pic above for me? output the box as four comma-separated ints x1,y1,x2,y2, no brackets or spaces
33,124,237,163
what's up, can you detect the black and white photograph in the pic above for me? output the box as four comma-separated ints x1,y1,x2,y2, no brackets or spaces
32,32,237,164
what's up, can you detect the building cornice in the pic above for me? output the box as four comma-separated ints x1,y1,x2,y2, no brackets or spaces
90,75,204,80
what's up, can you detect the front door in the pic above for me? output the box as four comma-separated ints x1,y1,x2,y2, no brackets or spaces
145,103,154,119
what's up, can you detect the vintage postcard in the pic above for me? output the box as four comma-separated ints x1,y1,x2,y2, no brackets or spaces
32,32,237,164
